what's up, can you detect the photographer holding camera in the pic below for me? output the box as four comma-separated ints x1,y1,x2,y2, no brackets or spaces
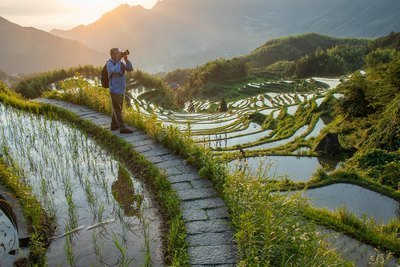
107,48,134,134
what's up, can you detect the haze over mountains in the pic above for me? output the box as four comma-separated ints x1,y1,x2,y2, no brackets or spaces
50,0,400,72
0,17,104,75
1,0,400,74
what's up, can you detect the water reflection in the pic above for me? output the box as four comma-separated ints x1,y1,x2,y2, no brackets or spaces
306,183,400,224
112,165,143,218
228,156,339,182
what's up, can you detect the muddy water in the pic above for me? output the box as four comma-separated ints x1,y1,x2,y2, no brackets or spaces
228,156,339,182
0,104,163,266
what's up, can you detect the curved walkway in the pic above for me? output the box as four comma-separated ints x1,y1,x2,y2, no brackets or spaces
36,98,237,266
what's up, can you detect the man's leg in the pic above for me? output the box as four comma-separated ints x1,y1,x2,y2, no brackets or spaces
110,93,126,129
111,111,119,130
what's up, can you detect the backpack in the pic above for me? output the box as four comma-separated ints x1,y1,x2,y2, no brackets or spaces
100,63,110,88
100,60,125,88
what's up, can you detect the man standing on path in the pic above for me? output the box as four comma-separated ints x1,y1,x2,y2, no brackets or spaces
107,48,134,134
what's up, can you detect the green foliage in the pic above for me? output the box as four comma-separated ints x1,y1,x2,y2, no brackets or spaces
265,60,296,76
331,49,400,189
13,65,100,98
350,150,400,189
363,94,400,152
225,171,347,266
132,70,163,89
295,45,366,78
168,58,249,99
249,112,267,126
366,48,397,68
368,31,400,52
336,73,372,118
164,68,191,85
248,33,367,68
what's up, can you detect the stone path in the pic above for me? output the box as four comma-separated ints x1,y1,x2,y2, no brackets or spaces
35,98,237,266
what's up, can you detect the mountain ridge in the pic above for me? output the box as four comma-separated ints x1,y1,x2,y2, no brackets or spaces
49,0,400,72
0,16,105,74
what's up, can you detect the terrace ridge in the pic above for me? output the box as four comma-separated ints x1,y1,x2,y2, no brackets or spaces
35,98,237,266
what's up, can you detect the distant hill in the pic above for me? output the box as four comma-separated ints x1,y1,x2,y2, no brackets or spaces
0,17,105,74
164,33,370,97
51,0,400,72
244,33,369,68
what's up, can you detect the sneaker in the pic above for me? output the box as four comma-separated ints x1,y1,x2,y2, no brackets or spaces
120,127,134,134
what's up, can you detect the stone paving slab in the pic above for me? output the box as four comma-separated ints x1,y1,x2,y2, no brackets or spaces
182,198,226,210
187,232,235,246
176,188,218,201
168,173,200,184
186,219,232,234
154,159,184,169
164,166,183,176
183,209,208,222
146,156,167,164
171,182,193,192
188,245,237,265
130,139,156,148
191,179,214,189
141,149,170,158
35,99,237,266
206,207,230,220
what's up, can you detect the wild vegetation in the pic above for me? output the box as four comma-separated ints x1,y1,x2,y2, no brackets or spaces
330,45,400,190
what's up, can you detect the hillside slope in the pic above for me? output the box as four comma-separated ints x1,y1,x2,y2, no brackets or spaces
0,17,105,74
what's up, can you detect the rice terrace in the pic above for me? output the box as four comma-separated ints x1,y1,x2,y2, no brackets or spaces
1,1,400,266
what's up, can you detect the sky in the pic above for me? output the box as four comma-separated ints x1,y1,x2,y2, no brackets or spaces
0,0,159,31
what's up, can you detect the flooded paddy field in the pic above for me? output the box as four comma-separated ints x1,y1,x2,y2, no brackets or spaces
0,104,163,266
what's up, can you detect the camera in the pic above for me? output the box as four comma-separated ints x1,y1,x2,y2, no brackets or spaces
120,49,130,57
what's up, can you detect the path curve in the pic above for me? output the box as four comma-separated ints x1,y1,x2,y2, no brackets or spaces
36,98,237,266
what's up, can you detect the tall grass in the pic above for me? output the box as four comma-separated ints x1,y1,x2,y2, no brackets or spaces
225,170,348,266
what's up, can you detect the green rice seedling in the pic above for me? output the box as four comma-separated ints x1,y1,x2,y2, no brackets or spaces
97,204,105,223
83,177,98,213
64,178,79,229
112,233,134,267
64,228,77,267
92,231,105,264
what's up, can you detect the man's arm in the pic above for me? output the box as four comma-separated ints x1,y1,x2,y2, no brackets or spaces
122,54,134,72
124,59,134,72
